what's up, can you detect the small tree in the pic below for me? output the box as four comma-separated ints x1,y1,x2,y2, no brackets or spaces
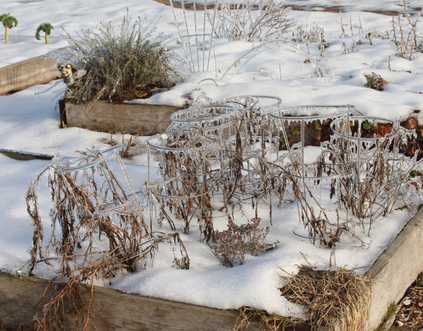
36,22,54,44
0,14,18,44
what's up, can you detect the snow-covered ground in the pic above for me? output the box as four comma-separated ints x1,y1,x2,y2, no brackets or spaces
0,0,422,319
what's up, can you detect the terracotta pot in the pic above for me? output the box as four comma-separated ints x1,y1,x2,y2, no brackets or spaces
376,123,393,138
401,117,418,130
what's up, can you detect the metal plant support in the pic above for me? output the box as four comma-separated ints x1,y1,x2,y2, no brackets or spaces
328,115,419,229
27,95,423,273
169,0,220,73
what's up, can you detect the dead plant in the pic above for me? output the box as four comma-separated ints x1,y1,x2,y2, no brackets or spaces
233,306,305,331
280,266,370,331
284,160,353,249
328,116,420,235
210,216,277,267
213,0,293,42
364,72,388,91
26,149,189,330
391,1,422,60
152,147,214,237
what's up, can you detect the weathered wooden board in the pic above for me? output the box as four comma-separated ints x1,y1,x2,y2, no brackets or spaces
64,101,180,136
0,148,53,161
365,207,423,330
0,272,265,331
0,57,60,95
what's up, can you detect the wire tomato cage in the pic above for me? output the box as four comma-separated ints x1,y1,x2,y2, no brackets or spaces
146,96,282,236
50,145,139,211
168,0,220,73
327,115,420,228
284,158,357,249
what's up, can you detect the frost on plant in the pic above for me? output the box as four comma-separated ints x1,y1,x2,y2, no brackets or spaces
65,15,178,103
210,216,276,267
391,1,422,60
26,148,189,329
213,0,293,42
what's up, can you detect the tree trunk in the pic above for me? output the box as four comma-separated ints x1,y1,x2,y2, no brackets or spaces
44,33,48,45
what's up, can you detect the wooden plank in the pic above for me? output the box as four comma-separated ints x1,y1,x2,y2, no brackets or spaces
0,148,53,161
65,100,180,136
0,57,60,95
365,207,423,330
0,272,264,331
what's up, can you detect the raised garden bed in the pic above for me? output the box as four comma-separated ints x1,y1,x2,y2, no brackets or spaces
0,56,60,95
0,207,422,330
61,100,180,136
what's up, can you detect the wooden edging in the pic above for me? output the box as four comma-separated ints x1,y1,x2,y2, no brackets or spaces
0,56,60,95
63,100,181,136
0,271,265,331
0,148,53,161
364,207,423,330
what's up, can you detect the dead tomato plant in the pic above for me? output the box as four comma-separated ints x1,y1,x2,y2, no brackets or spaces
26,148,189,330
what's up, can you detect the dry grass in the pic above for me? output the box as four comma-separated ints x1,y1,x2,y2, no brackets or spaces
233,306,306,331
280,266,370,331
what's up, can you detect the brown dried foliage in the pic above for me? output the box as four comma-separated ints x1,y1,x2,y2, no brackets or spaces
364,72,387,91
280,266,370,331
210,216,277,267
234,306,306,331
25,151,189,330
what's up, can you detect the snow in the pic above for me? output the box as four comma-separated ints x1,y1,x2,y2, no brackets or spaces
0,0,422,320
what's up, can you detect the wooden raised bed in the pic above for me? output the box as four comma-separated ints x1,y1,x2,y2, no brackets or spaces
1,208,423,330
153,0,421,16
0,56,60,95
62,100,180,136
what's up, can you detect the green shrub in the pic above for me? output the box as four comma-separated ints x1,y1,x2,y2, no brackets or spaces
66,15,178,104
